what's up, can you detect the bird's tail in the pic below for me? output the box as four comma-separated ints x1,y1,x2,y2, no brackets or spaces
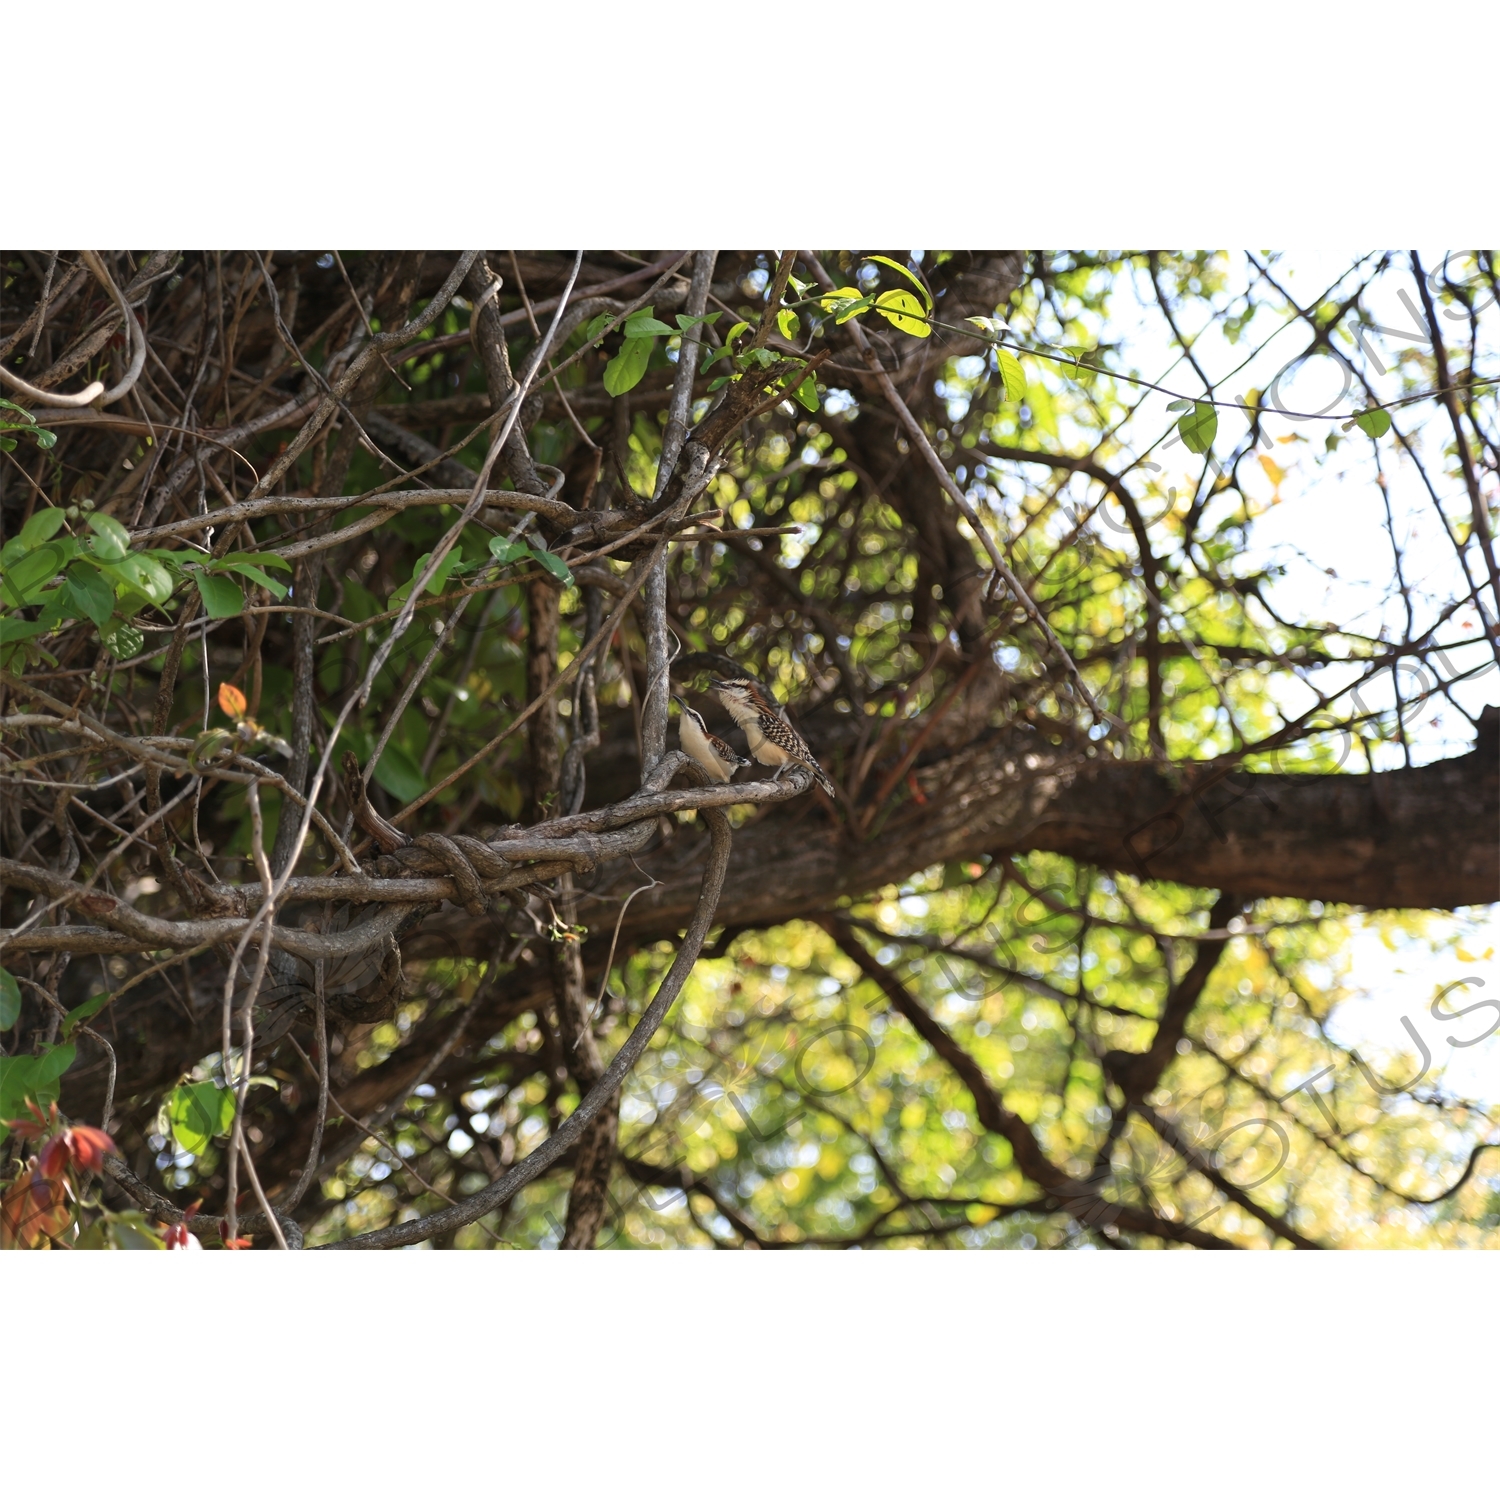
812,762,837,799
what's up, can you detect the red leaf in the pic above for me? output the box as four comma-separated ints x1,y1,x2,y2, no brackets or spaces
161,1199,202,1248
218,682,248,719
3,1100,59,1144
65,1125,116,1173
38,1136,72,1180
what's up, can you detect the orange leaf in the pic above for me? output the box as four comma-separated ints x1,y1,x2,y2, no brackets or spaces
1,1170,70,1248
218,682,247,719
1257,453,1286,488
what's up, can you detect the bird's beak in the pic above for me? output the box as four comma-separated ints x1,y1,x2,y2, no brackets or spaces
710,679,730,691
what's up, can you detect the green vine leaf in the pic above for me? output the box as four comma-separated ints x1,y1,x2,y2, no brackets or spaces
62,992,112,1040
1178,401,1218,455
603,336,653,396
0,1043,76,1144
194,571,245,619
167,1080,236,1156
65,564,114,629
997,349,1026,404
874,289,930,338
862,255,933,311
622,312,676,339
86,513,131,561
103,622,144,660
529,547,573,587
0,967,19,1030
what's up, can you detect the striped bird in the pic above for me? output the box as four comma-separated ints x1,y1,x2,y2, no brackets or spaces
673,695,750,784
711,677,836,798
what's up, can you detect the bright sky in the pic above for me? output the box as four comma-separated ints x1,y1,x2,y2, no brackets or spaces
1091,249,1496,766
1014,250,1499,1103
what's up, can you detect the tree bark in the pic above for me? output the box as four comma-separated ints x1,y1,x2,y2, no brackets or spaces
404,708,1498,963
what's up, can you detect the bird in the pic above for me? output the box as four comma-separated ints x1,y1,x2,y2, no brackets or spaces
711,677,837,797
673,695,750,784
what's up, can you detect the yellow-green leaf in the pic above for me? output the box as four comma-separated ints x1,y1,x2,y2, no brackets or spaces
874,289,930,338
863,254,933,310
1178,401,1218,455
997,349,1025,403
168,1080,235,1155
819,287,866,323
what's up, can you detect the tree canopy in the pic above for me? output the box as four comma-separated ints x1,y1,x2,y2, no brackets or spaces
1,248,1496,1250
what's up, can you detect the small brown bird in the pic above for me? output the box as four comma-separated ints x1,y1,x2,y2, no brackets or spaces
711,677,836,797
673,695,750,784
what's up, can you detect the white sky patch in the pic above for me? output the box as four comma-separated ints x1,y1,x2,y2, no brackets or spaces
1323,909,1500,1106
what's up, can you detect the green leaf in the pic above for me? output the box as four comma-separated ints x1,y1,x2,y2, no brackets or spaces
372,741,428,803
0,618,47,646
87,512,132,561
36,587,71,630
1165,399,1192,413
623,313,677,339
103,622,144,660
1353,408,1392,438
0,1043,76,1142
488,536,532,566
997,349,1026,404
603,336,653,396
62,992,111,1040
676,312,719,332
103,553,174,605
0,967,19,1030
792,374,820,413
194,571,245,619
388,547,462,609
0,410,57,452
582,312,613,344
529,546,573,586
214,551,291,573
1,544,64,607
106,1212,166,1250
819,287,866,320
862,254,934,311
66,563,115,628
1178,401,1218,455
706,375,732,392
16,507,67,551
777,308,801,341
168,1080,236,1155
220,561,288,598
